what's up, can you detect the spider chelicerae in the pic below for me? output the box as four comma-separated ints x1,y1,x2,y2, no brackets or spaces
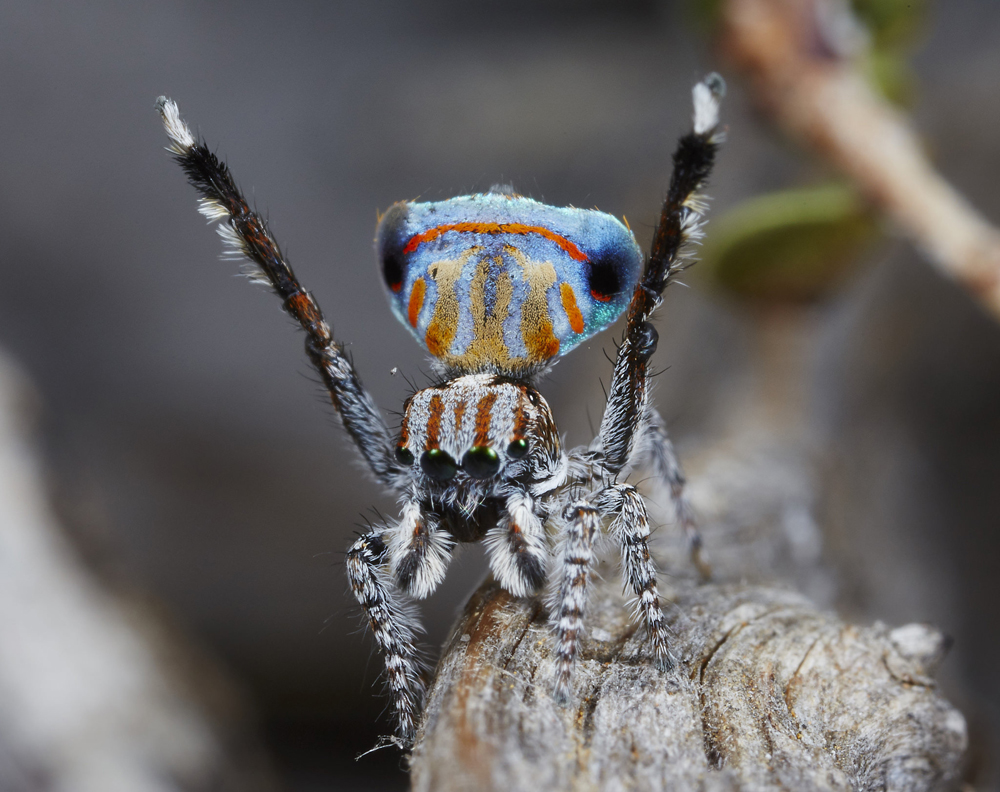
156,73,723,747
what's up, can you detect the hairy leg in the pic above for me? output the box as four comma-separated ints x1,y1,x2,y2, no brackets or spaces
345,529,424,743
640,407,710,579
596,483,673,670
552,502,600,700
156,98,403,486
597,75,724,475
387,501,454,599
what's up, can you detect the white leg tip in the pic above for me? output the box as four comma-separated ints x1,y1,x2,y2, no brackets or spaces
155,95,195,153
692,73,725,136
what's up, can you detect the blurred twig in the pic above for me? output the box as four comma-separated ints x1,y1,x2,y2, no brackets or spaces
718,0,1000,316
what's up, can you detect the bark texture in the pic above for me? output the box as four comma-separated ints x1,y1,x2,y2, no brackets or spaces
408,435,967,791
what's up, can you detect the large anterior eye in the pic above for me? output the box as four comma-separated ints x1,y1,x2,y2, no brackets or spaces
421,449,457,482
462,446,500,479
586,253,624,302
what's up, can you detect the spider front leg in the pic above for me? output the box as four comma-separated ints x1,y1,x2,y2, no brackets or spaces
345,528,425,744
348,500,451,744
552,502,601,700
156,98,403,486
596,77,722,587
597,75,724,477
641,407,710,579
595,484,673,670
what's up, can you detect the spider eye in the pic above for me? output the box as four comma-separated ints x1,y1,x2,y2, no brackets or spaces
586,253,623,302
421,449,457,482
506,439,529,459
395,445,414,465
462,446,500,479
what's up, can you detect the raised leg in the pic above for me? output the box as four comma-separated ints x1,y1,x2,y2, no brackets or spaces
345,529,424,743
552,502,600,700
156,98,403,486
484,492,548,598
597,75,724,475
641,407,710,579
596,483,673,670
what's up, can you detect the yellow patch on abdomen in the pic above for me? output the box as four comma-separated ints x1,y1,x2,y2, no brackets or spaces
424,257,464,357
509,247,560,362
462,256,514,367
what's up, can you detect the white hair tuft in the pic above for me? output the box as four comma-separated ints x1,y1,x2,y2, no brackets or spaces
197,198,229,222
155,96,195,154
692,73,725,136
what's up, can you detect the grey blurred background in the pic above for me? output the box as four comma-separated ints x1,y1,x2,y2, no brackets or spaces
1,1,998,789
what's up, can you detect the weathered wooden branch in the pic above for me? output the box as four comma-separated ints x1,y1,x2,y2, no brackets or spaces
409,435,967,791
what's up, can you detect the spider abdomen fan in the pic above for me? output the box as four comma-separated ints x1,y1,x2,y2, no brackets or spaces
377,193,643,375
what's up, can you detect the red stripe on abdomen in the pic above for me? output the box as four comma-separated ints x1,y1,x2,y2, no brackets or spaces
403,222,588,262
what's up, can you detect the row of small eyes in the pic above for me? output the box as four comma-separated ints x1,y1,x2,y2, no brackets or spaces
394,439,528,482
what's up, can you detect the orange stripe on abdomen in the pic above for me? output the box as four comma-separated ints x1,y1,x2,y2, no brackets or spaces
403,222,588,262
560,282,585,334
408,277,426,328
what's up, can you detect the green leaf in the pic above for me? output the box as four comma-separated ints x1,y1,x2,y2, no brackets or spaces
699,183,879,302
851,0,927,51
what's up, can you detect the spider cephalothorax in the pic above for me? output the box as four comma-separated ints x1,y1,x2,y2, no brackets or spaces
157,73,723,746
393,373,563,596
397,374,563,499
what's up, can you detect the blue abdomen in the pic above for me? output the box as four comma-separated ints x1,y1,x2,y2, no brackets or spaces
376,192,643,374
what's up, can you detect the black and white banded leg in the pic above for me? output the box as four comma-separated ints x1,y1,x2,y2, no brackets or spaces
552,502,600,700
596,75,724,480
597,483,673,670
576,75,721,684
156,98,404,487
485,491,548,597
345,530,424,743
642,407,710,579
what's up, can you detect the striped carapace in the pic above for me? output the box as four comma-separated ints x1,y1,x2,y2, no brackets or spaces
157,73,724,748
396,373,560,495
